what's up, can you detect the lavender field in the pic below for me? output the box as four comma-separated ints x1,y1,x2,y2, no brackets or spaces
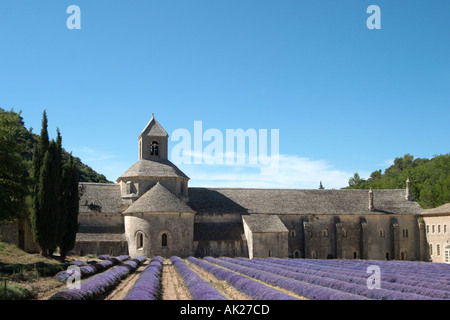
48,255,450,300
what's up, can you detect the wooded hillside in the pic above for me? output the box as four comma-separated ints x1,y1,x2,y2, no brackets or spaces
346,153,450,209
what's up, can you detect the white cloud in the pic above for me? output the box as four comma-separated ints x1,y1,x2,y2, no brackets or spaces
178,154,356,189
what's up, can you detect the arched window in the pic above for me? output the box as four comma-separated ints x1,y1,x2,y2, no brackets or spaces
268,249,272,257
290,229,296,237
136,232,144,250
161,233,168,247
430,243,433,256
385,251,390,260
437,244,441,256
150,141,159,156
311,251,317,259
353,251,358,259
379,229,385,238
401,251,406,260
294,250,299,259
322,229,329,237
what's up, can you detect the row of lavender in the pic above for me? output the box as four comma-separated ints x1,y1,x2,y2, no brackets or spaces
49,256,147,300
187,256,298,300
219,258,449,300
56,255,131,282
289,259,450,284
205,257,368,300
261,258,450,298
124,256,164,300
171,256,227,300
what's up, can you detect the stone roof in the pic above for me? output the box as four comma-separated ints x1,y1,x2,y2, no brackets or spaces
75,233,127,242
139,116,168,138
188,188,422,215
422,203,450,215
242,214,288,233
117,159,189,181
193,222,245,241
79,183,122,214
124,182,195,214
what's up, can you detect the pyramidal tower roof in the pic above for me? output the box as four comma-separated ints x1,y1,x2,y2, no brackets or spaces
123,182,194,214
139,114,168,138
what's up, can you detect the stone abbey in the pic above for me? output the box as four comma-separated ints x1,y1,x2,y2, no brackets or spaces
2,115,448,262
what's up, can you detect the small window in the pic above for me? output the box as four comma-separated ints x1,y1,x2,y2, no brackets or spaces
385,252,390,260
353,252,358,259
322,229,329,237
438,225,441,233
402,229,409,238
150,141,159,156
444,225,447,233
379,229,385,238
294,250,299,259
290,229,296,237
437,244,441,256
427,225,430,233
268,249,272,257
311,251,317,259
432,225,435,233
137,232,144,250
430,244,433,256
161,233,168,247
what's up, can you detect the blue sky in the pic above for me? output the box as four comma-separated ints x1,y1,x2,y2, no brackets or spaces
1,1,449,189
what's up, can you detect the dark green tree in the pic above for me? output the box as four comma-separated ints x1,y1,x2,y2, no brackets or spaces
0,109,29,222
30,111,64,256
319,181,324,189
58,154,79,260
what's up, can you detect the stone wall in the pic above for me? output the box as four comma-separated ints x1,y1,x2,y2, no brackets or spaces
124,211,194,258
422,215,450,263
279,214,424,261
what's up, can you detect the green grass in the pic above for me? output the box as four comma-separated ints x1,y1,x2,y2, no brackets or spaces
0,242,69,299
0,279,33,300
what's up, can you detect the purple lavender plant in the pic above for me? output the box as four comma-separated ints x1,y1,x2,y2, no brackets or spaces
49,256,141,300
188,256,298,300
171,256,226,300
124,256,163,300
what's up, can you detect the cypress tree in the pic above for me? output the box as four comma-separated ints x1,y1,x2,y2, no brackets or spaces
30,111,50,255
30,111,63,257
59,154,79,260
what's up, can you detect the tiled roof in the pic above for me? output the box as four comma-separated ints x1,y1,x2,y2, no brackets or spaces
188,188,422,215
117,159,189,180
123,182,195,214
79,183,122,214
422,203,450,215
242,214,289,233
193,222,245,241
139,116,168,137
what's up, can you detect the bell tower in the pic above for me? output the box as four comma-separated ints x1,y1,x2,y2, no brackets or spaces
139,114,168,160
